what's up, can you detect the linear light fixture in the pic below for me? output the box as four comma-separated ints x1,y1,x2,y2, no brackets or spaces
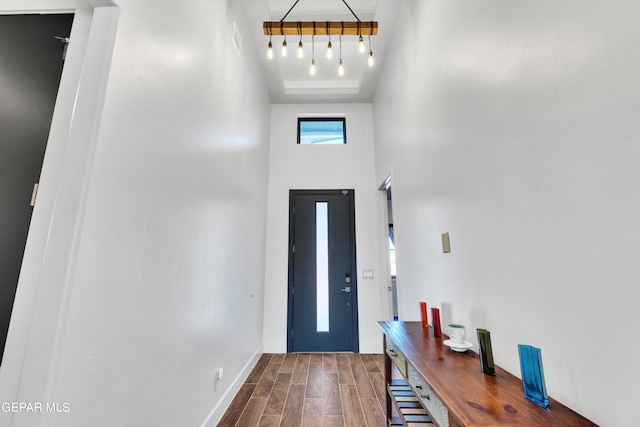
263,21,378,36
264,0,378,75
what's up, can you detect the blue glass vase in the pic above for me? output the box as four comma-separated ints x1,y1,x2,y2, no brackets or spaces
518,344,549,408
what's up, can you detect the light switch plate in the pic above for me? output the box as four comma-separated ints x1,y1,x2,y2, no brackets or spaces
362,269,374,279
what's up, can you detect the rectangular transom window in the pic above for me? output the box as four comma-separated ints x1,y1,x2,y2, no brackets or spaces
298,117,346,145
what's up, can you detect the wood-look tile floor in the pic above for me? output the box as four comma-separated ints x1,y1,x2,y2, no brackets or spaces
218,353,387,427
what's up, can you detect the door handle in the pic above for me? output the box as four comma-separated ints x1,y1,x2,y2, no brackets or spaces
341,286,351,293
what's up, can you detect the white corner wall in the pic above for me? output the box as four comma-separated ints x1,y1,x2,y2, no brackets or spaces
1,0,271,426
263,103,386,354
373,0,640,425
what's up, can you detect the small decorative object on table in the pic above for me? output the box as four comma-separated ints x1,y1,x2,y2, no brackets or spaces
447,323,466,344
518,344,549,408
476,328,495,376
444,324,473,352
431,307,441,337
419,301,428,328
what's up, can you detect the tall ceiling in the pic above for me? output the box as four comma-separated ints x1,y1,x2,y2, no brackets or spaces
240,0,402,103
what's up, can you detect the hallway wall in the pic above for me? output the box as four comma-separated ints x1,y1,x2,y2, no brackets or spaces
373,1,640,425
1,1,271,426
263,103,386,354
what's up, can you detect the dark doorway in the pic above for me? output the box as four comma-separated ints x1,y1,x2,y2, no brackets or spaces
0,13,74,363
287,190,359,352
385,182,398,320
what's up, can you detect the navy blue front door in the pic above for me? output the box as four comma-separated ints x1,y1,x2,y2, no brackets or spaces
288,190,358,352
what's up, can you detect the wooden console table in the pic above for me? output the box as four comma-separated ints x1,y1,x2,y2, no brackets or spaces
379,321,597,427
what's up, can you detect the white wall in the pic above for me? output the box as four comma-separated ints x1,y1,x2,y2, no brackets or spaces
373,0,640,425
1,0,271,426
263,103,386,354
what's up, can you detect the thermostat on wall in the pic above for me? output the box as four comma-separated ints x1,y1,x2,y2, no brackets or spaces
442,232,451,253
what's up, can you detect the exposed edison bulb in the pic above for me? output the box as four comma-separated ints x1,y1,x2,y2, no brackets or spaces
358,35,365,53
368,50,374,67
298,40,304,58
310,58,316,76
326,40,333,59
281,39,287,57
267,41,273,60
338,58,344,76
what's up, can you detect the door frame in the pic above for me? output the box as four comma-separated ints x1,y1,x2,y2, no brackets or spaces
0,0,119,413
287,189,359,353
377,175,397,320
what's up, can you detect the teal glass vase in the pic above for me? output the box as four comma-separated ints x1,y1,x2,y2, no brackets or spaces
518,344,549,408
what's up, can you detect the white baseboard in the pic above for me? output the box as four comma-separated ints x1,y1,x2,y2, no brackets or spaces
264,342,383,354
262,342,286,353
359,341,383,354
201,344,263,427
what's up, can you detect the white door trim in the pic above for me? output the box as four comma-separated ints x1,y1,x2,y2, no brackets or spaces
0,3,120,424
